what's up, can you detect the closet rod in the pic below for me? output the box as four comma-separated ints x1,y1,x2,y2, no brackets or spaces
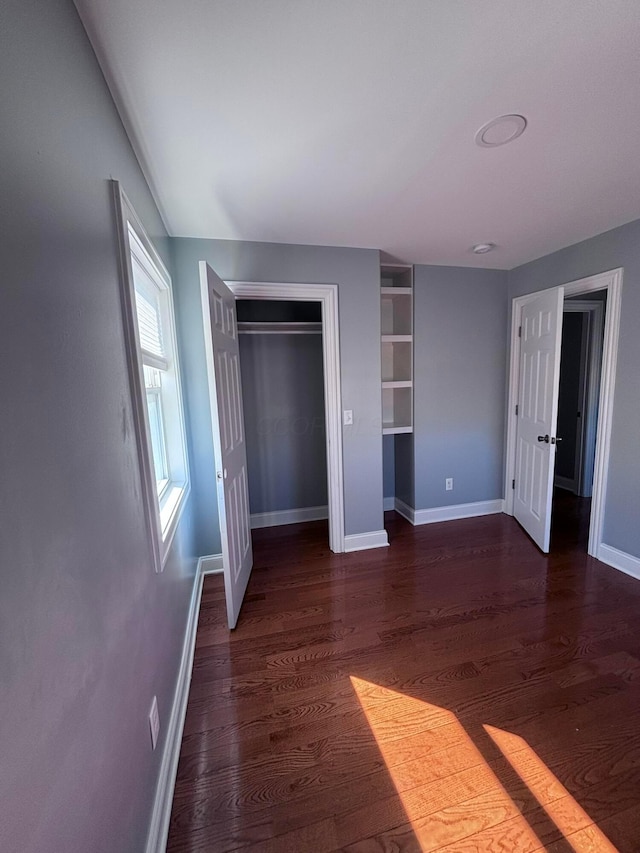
238,321,322,335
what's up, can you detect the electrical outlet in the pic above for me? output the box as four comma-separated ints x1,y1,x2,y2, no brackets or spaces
149,696,160,750
445,478,454,491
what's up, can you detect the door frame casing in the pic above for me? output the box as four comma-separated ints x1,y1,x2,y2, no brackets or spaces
225,280,345,554
504,268,623,558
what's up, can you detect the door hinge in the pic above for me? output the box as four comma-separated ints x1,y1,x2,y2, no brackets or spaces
518,325,522,338
512,479,515,490
515,404,519,416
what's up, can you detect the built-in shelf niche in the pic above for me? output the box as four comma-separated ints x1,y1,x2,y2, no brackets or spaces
382,386,412,433
381,340,412,383
381,290,412,336
381,267,413,289
380,263,413,435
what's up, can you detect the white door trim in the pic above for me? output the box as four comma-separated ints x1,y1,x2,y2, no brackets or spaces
505,268,623,558
225,281,345,554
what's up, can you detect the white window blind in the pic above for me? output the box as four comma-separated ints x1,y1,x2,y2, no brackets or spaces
129,225,168,370
134,270,164,358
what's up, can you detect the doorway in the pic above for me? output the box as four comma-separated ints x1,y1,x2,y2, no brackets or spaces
555,296,605,499
201,271,345,627
504,268,623,558
236,298,329,540
550,292,606,549
226,280,345,553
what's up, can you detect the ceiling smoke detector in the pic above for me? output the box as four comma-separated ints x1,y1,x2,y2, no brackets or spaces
472,242,497,254
475,114,527,148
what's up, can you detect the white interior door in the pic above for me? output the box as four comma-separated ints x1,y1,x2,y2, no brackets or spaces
513,286,564,552
200,262,253,628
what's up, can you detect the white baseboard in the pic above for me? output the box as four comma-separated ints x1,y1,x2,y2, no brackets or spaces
393,498,415,523
597,543,640,581
145,562,205,853
250,505,328,529
383,497,395,511
197,553,223,574
344,529,389,552
394,498,503,526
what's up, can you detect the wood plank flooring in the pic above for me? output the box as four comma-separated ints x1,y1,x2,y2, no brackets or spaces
167,495,640,852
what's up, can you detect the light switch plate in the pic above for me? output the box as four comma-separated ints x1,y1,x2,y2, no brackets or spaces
343,410,353,425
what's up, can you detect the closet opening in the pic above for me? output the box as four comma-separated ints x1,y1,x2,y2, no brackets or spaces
236,298,330,544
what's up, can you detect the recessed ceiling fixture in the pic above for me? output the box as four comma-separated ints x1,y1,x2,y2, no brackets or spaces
475,114,527,148
472,242,497,254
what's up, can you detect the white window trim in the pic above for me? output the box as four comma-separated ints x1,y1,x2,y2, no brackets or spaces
113,180,190,571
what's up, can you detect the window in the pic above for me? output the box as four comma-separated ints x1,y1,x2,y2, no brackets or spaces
114,182,189,571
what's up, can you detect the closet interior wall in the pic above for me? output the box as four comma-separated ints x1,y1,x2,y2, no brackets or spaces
236,300,328,527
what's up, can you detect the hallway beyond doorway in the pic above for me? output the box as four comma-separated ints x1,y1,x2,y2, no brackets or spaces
551,487,592,552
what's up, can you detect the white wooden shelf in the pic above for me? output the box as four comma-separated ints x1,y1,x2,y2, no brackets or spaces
380,264,413,436
381,286,412,296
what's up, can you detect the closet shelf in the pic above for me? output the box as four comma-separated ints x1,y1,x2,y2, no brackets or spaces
381,334,412,343
380,262,414,441
381,287,412,296
238,321,322,335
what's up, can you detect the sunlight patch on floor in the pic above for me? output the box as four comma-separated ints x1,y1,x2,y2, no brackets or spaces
350,676,617,852
484,724,618,852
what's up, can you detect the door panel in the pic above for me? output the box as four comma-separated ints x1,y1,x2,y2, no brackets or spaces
200,262,253,628
513,287,564,552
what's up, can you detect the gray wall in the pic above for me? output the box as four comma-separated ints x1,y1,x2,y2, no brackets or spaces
508,218,640,557
382,434,396,499
172,237,384,555
394,433,415,507
0,1,197,850
382,434,414,507
413,266,509,510
239,333,328,514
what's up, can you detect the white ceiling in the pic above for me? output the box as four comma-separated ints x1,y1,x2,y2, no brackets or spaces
75,0,640,269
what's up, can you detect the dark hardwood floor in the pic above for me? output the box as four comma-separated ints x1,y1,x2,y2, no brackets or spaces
167,496,640,852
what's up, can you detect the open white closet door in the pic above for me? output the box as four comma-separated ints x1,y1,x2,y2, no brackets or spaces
513,286,564,552
200,262,253,628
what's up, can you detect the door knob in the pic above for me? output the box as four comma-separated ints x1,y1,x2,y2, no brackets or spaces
537,435,549,443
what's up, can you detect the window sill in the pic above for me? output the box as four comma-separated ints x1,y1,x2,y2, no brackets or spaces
159,481,190,569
